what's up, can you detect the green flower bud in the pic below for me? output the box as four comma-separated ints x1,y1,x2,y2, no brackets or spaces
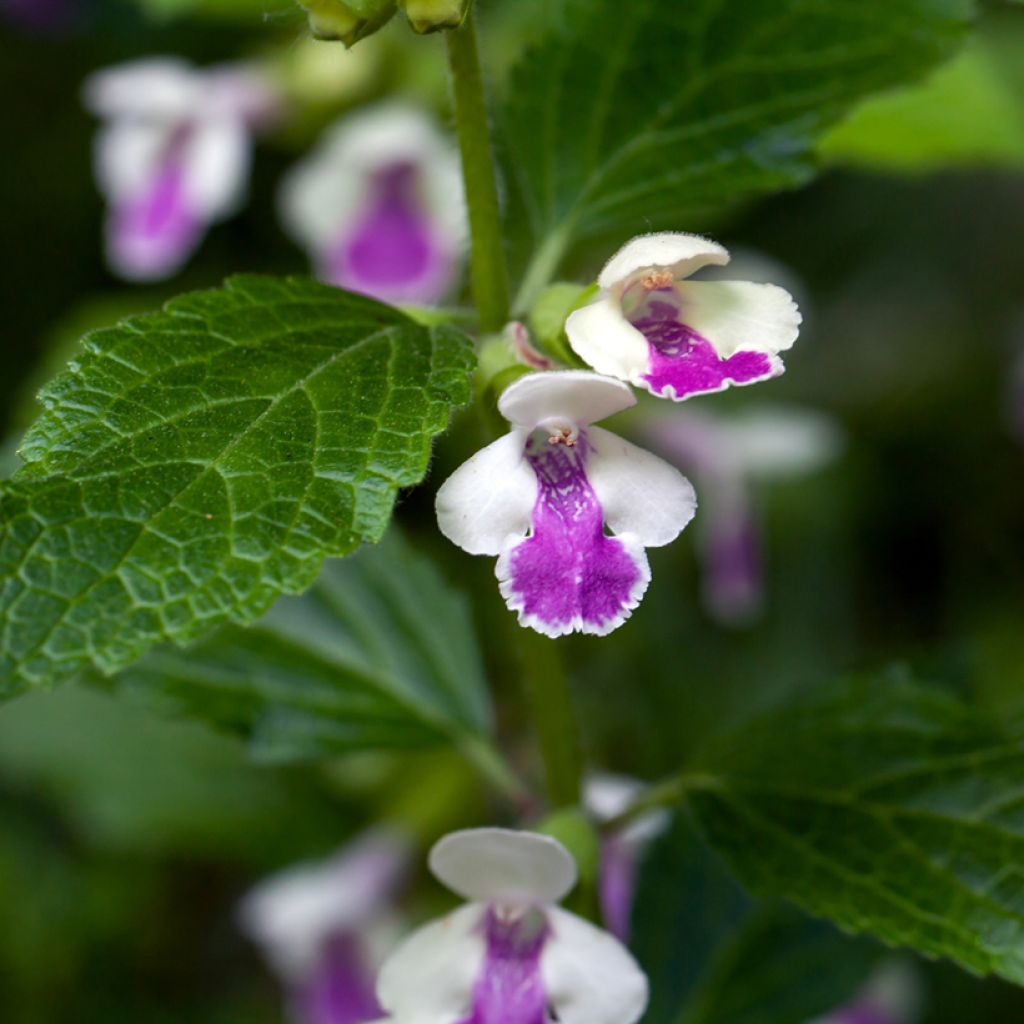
298,0,396,46
399,0,470,34
528,281,597,367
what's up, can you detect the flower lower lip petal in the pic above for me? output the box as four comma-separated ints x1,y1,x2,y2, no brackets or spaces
632,306,781,402
497,434,650,637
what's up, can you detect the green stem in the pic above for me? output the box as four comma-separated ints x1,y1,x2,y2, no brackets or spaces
512,223,573,316
520,631,582,808
601,771,721,833
446,10,510,333
458,733,531,809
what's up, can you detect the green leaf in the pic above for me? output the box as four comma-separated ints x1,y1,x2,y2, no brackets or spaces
0,686,347,863
500,0,973,304
633,812,882,1024
686,675,1024,984
94,529,493,760
1,276,474,695
820,34,1024,172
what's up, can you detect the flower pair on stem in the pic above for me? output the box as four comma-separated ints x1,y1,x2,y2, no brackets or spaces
437,232,802,636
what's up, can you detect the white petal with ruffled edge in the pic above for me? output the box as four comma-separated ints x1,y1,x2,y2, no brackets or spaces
429,828,578,906
497,370,635,432
376,903,485,1024
541,906,649,1024
586,426,697,547
598,232,729,292
435,432,537,557
564,299,650,384
675,280,801,359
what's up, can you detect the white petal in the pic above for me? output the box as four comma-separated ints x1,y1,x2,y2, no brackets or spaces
429,828,577,906
238,828,410,981
586,426,697,547
564,299,650,383
183,116,251,218
541,906,649,1024
92,120,168,203
83,57,200,120
716,405,844,480
584,773,670,846
597,232,729,291
675,280,801,359
497,370,635,431
376,904,485,1024
435,432,537,557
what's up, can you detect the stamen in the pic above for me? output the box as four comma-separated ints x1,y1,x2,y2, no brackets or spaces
640,270,674,291
547,425,578,447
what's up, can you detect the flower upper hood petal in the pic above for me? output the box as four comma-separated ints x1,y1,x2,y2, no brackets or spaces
497,370,635,432
429,828,578,907
597,231,729,292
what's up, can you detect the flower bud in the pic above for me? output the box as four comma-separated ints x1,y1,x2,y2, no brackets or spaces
298,0,396,46
399,0,470,34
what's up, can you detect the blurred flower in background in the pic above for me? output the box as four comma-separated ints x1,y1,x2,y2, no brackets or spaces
1,0,79,34
584,774,669,941
646,405,843,625
565,233,802,402
811,961,922,1024
279,102,465,305
240,827,411,1024
377,828,648,1024
83,58,280,282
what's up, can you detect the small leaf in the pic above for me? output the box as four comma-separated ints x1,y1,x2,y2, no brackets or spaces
632,812,881,1024
1,276,474,695
500,0,972,298
94,530,493,760
687,676,1024,984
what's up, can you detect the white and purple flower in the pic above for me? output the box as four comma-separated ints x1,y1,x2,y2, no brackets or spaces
239,828,410,1024
83,57,277,282
279,103,466,306
436,371,697,637
376,828,648,1024
584,775,669,942
810,961,922,1024
565,233,802,402
647,405,842,624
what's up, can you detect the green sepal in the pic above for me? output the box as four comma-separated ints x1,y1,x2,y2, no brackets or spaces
399,0,470,34
527,282,595,367
536,805,601,922
299,0,395,45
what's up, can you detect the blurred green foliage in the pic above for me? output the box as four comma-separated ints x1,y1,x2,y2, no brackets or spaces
3,0,1024,1021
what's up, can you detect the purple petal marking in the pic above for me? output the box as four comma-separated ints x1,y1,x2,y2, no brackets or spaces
294,934,381,1024
632,298,778,401
704,513,762,625
108,151,203,281
499,434,648,637
598,836,638,942
458,907,550,1024
324,162,454,305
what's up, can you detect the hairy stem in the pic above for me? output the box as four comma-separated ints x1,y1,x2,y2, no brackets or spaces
446,10,510,333
520,631,583,808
